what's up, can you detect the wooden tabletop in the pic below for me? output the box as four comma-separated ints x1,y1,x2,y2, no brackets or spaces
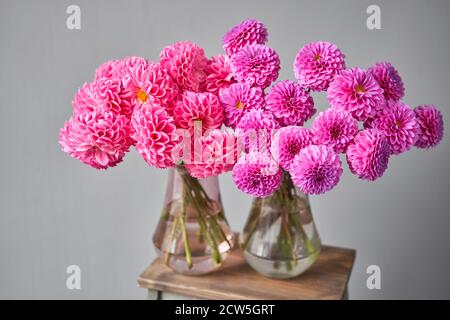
138,244,356,300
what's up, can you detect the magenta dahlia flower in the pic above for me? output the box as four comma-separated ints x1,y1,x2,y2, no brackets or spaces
174,91,224,134
414,105,444,149
219,83,265,129
266,80,316,126
230,44,280,88
368,61,405,102
327,67,384,121
72,77,132,118
236,108,280,153
372,101,419,155
289,145,343,195
204,54,236,95
293,41,346,92
160,41,208,92
121,62,179,114
270,126,312,171
346,129,391,181
185,130,238,179
222,18,268,56
232,152,282,197
131,103,178,169
310,108,359,153
59,110,133,169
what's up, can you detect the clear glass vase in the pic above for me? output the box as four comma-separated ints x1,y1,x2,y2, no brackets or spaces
240,172,321,279
153,165,234,275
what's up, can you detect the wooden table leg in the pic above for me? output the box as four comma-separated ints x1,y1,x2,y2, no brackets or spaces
342,286,349,300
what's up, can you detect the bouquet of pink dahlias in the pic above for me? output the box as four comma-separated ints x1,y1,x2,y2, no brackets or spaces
59,42,244,274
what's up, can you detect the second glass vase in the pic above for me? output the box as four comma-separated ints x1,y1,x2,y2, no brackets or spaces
240,172,321,279
153,165,234,275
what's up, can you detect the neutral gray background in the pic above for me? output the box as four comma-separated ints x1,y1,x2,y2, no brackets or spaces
0,0,449,299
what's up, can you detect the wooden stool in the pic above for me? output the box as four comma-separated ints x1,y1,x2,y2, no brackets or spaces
138,244,356,300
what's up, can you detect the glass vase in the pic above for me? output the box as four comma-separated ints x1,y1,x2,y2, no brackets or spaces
153,165,234,275
240,172,321,279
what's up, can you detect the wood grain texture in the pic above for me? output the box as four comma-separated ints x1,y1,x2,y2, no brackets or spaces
138,245,356,300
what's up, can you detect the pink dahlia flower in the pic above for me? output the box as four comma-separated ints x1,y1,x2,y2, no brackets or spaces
368,61,405,102
222,18,268,56
230,44,280,88
232,152,282,197
174,91,224,134
121,62,179,114
94,59,121,81
414,105,444,149
310,108,359,153
372,101,419,155
131,103,178,169
289,145,343,195
270,126,312,171
72,77,133,118
114,56,151,79
346,129,391,181
327,67,384,121
160,41,208,92
204,54,236,95
266,80,316,126
185,130,238,179
219,83,265,129
236,108,280,153
59,111,133,169
293,41,346,91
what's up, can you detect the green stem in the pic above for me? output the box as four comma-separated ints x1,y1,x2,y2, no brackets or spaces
179,214,193,269
176,165,224,267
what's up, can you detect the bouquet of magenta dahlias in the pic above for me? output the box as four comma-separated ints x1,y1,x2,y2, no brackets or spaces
219,19,444,279
59,41,244,274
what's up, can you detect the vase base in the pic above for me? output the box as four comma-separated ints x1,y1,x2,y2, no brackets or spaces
156,240,233,275
243,249,320,279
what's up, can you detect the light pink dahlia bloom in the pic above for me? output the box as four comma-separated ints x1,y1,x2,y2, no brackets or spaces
230,44,280,88
232,152,282,197
121,62,179,114
222,18,268,56
310,108,359,153
293,41,346,92
414,105,444,149
270,126,312,171
72,77,133,118
346,129,390,181
204,54,236,95
174,91,224,134
368,61,405,102
219,83,265,129
372,101,419,155
266,80,316,126
59,111,133,169
327,67,384,121
160,41,208,92
131,103,178,169
185,130,238,179
289,145,343,195
236,108,280,153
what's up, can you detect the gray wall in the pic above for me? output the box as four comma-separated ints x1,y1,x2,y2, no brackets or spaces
0,0,449,299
